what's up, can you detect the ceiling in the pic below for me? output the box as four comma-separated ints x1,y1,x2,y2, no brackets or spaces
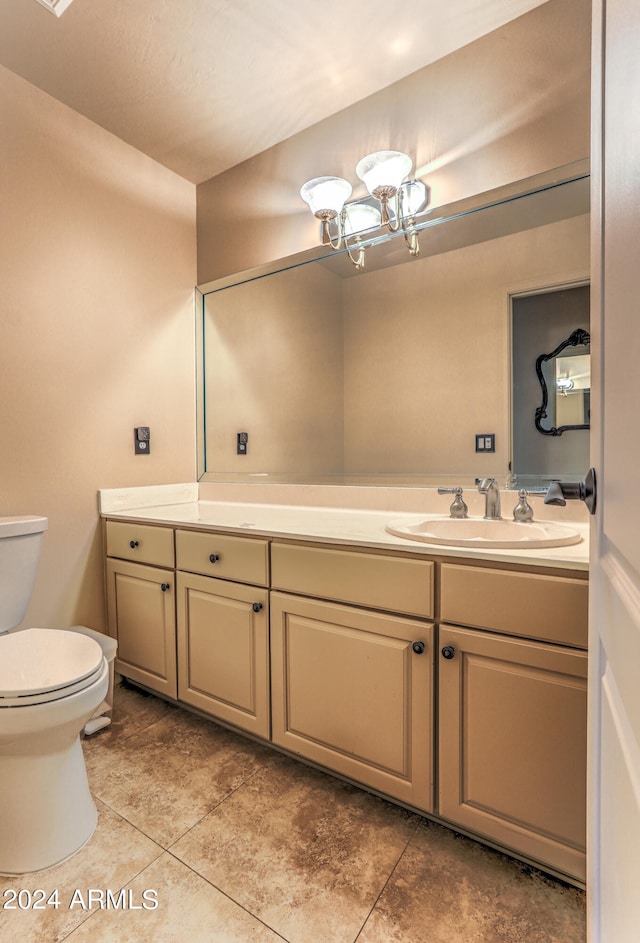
0,0,550,184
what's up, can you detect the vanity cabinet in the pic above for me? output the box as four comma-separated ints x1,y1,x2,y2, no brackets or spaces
102,511,588,884
437,563,588,882
105,521,177,697
175,529,270,738
270,542,435,811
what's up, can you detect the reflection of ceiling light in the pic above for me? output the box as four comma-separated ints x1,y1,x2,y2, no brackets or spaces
556,377,575,394
340,204,382,270
300,150,429,270
33,0,75,17
342,203,382,236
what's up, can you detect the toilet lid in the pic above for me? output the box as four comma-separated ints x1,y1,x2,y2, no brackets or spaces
0,628,105,706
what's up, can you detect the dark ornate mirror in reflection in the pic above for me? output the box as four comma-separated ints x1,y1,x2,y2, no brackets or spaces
535,329,591,436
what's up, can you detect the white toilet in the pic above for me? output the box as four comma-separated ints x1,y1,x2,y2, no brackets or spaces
0,515,109,874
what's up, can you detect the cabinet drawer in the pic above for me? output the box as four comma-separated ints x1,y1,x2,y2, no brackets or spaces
176,529,269,586
271,542,434,618
105,520,175,568
440,563,588,648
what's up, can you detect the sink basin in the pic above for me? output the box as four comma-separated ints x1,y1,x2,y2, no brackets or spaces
385,516,582,549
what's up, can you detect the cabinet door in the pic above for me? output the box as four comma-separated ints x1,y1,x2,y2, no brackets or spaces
271,591,434,811
177,572,270,738
106,557,177,697
438,624,587,882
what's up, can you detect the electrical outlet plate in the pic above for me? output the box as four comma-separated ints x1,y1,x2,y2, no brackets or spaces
134,427,151,455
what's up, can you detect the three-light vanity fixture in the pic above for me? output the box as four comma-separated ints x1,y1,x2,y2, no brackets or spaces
300,150,429,270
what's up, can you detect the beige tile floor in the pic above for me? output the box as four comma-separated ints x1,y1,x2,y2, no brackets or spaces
1,680,586,943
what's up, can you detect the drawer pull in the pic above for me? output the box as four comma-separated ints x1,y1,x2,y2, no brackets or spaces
161,583,171,592
441,645,456,660
209,553,220,564
252,602,263,613
412,641,425,654
129,540,139,549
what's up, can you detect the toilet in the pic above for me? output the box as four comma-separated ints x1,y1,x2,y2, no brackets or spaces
0,515,109,874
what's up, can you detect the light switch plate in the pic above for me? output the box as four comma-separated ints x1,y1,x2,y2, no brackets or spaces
475,433,495,453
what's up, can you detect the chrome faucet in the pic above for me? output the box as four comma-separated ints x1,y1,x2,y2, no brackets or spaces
478,477,501,519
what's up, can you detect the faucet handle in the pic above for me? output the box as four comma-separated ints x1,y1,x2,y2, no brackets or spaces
437,487,468,519
513,489,534,522
544,469,597,515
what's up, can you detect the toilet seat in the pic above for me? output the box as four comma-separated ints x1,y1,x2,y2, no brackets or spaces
0,628,105,707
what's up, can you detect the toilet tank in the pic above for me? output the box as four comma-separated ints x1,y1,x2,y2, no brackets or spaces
0,516,48,633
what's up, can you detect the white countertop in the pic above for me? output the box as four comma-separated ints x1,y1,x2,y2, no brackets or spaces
99,489,589,571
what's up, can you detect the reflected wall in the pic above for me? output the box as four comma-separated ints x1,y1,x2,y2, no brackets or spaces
202,210,590,485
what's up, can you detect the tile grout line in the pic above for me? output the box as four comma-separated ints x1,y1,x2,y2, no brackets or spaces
352,817,422,943
164,759,272,848
56,849,168,943
88,759,271,855
83,703,179,750
163,846,292,943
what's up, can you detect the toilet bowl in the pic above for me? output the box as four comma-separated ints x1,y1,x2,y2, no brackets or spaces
0,516,109,874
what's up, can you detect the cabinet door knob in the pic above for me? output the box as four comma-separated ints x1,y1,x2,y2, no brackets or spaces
441,645,455,660
412,641,425,654
252,602,263,613
161,583,170,592
129,540,139,549
209,553,220,563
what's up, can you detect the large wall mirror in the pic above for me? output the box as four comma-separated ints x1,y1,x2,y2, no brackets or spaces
197,161,590,489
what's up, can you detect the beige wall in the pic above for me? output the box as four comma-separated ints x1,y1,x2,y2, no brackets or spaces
343,214,590,477
0,65,197,632
196,0,591,284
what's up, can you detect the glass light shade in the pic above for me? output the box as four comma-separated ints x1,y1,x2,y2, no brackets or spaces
300,176,352,218
34,0,75,15
343,203,382,236
399,180,428,218
355,151,413,196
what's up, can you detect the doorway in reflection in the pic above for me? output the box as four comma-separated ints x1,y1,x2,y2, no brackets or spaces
511,283,590,484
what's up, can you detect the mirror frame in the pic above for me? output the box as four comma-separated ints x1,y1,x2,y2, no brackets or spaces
534,328,591,436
